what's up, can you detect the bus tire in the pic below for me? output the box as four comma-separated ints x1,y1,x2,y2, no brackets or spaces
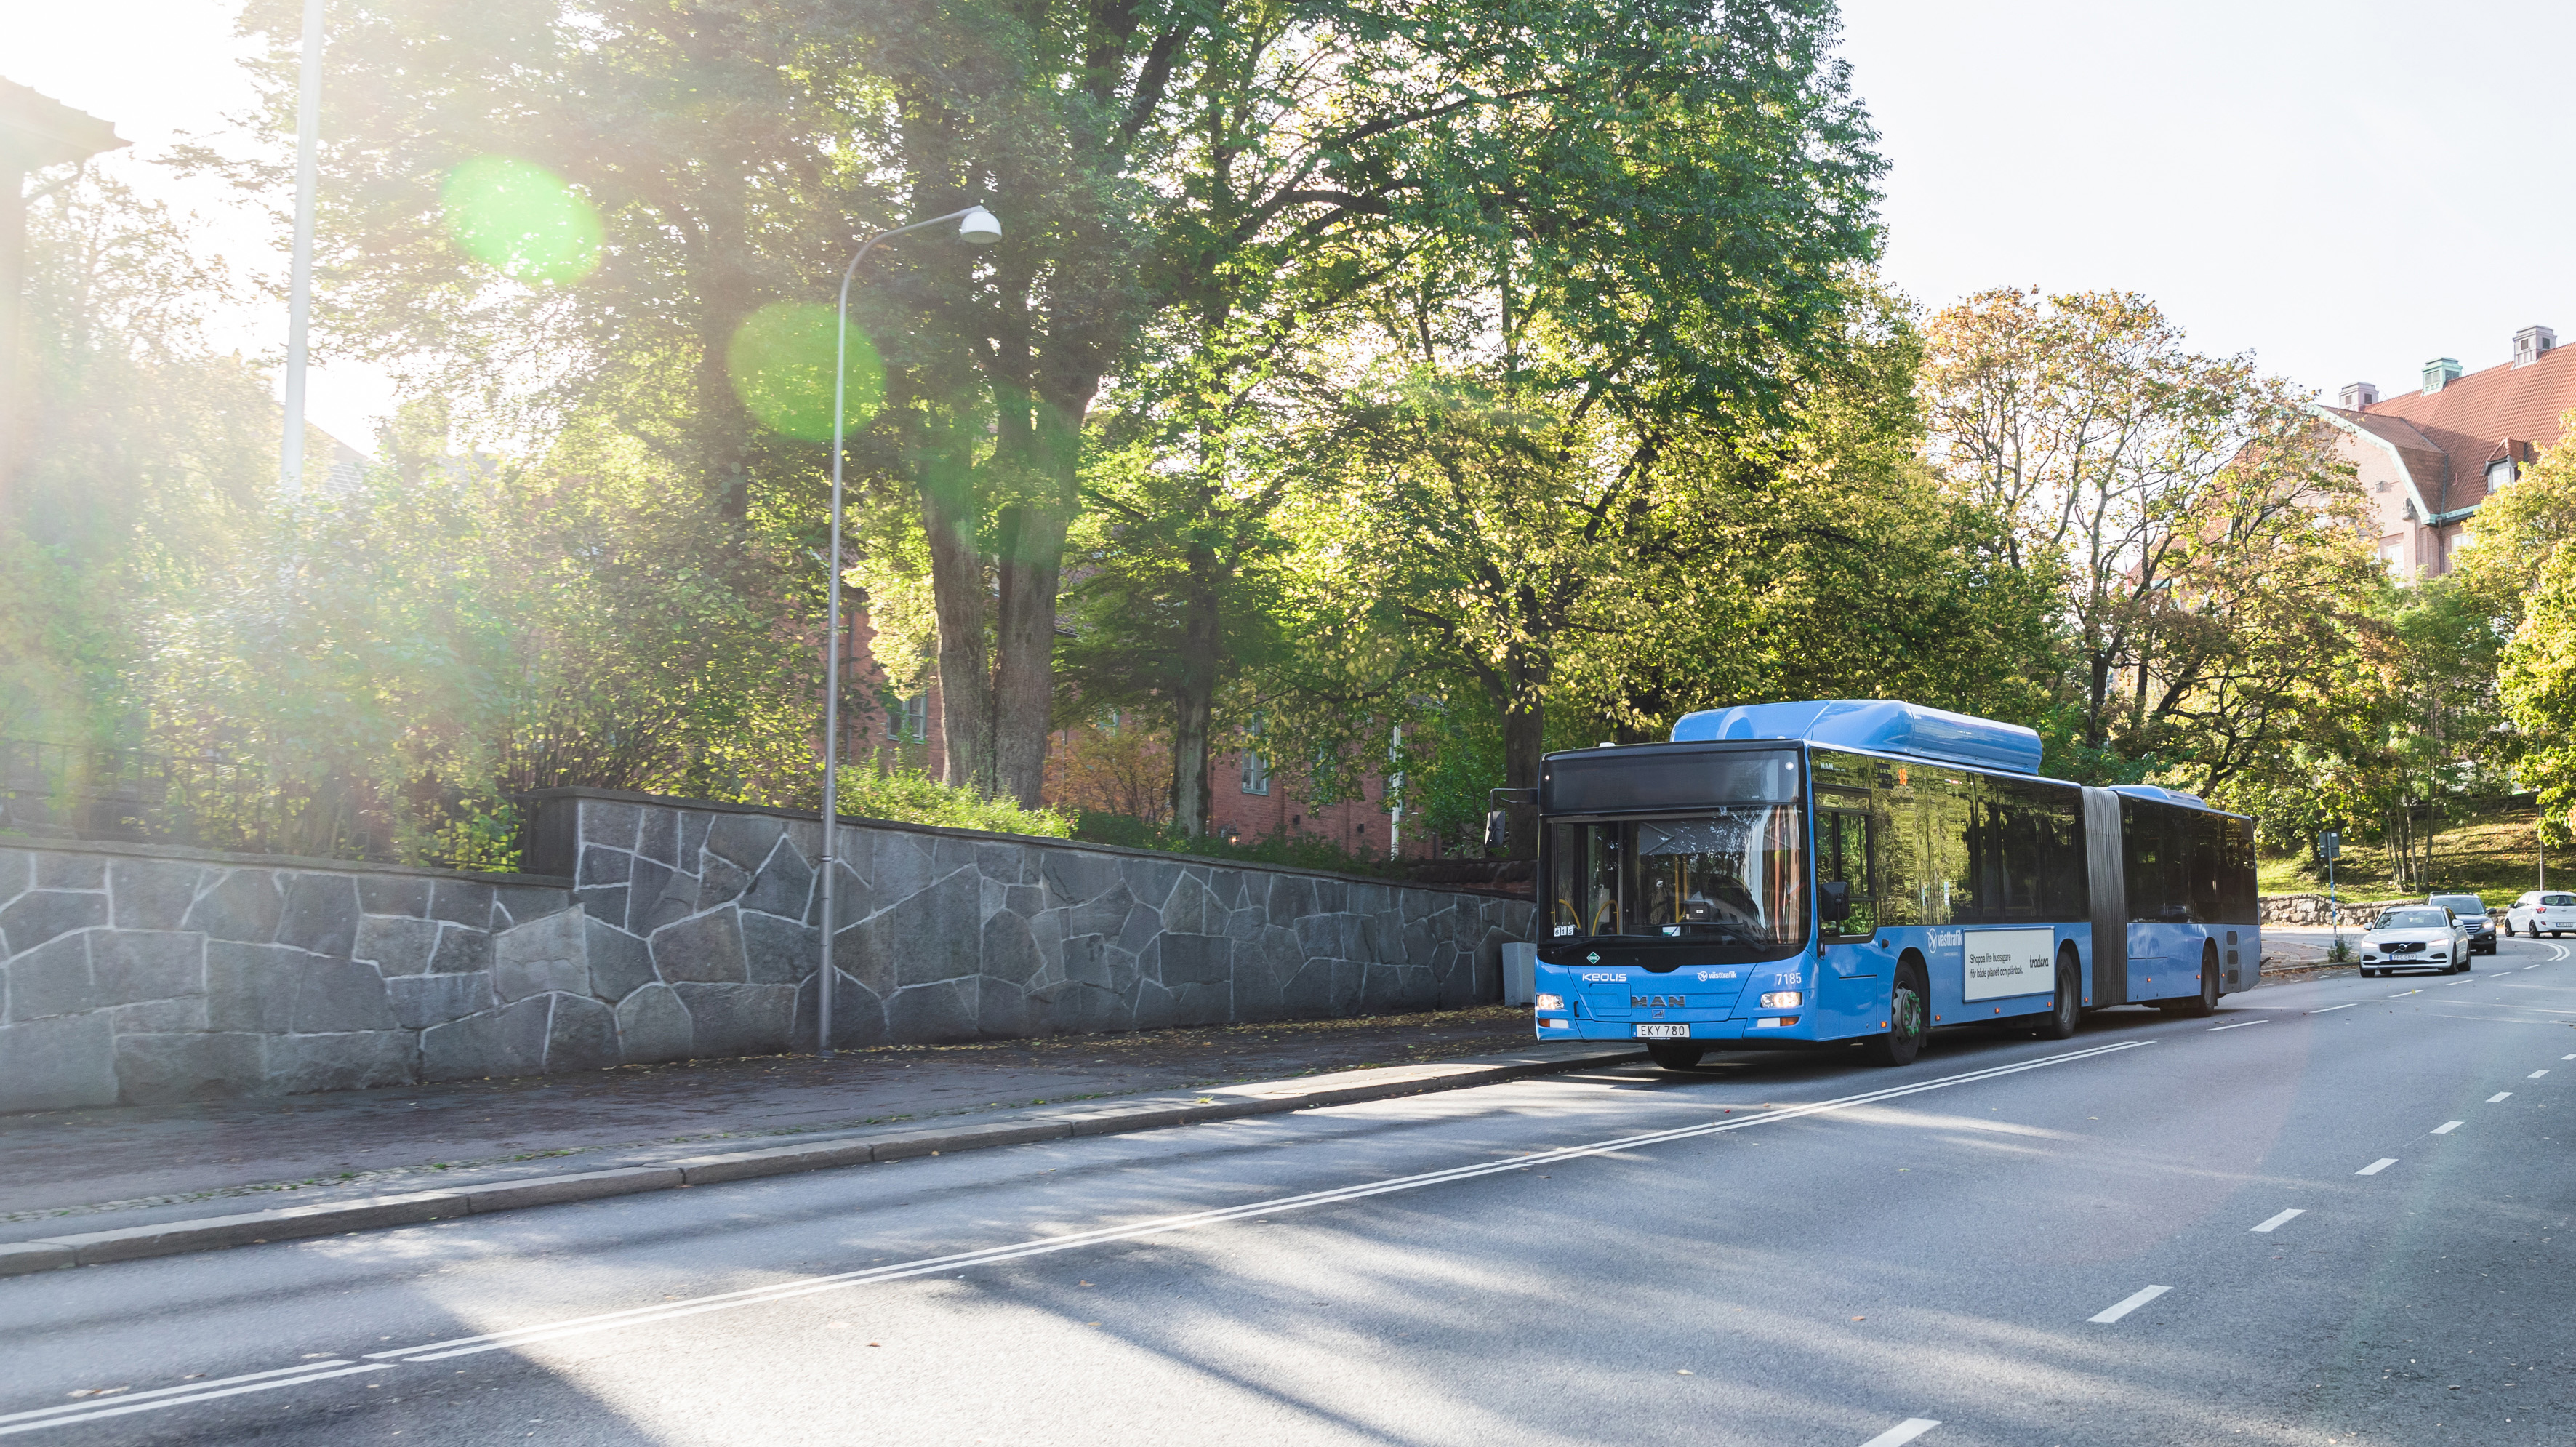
1866,961,1928,1067
2175,949,2220,1017
2036,956,2079,1040
1645,1042,1705,1070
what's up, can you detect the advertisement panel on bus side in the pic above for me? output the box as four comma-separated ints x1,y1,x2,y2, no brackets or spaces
1962,927,2056,1001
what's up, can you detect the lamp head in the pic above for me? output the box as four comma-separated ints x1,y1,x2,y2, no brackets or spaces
956,205,1002,245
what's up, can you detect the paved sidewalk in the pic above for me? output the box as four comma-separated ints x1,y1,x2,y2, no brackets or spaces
0,1006,1588,1243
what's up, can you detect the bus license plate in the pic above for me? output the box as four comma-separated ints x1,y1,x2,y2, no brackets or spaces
1634,1023,1690,1040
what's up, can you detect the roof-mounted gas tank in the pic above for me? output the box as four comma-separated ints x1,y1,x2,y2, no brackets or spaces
1669,699,2042,776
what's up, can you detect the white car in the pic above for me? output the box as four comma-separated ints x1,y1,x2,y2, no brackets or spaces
2358,905,2469,977
2506,891,2576,939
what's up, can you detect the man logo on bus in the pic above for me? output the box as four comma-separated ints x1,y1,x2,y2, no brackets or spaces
1631,995,1685,1009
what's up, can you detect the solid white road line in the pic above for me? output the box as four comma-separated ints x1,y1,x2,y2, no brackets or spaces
2532,1070,2551,1078
2490,1092,2515,1102
2561,1054,2575,1060
0,1364,358,1428
2250,1208,2305,1233
2207,1019,2268,1032
1859,1419,1943,1447
2311,1003,2357,1014
0,1365,388,1438
2089,1285,2171,1323
354,1038,2162,1367
2357,1158,2398,1176
2433,1121,2463,1134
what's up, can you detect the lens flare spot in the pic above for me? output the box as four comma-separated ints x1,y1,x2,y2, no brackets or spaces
726,302,883,442
441,157,601,284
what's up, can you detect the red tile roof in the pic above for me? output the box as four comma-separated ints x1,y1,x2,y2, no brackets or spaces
2358,343,2576,514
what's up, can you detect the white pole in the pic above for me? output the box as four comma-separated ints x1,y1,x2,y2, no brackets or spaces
818,206,984,1055
278,0,323,500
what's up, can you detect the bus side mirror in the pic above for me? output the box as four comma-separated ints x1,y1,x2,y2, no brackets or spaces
1818,880,1852,923
1483,809,1509,853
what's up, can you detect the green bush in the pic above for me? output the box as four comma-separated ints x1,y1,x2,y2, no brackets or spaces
842,771,1073,838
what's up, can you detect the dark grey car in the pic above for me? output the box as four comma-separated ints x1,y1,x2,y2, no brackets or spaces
2431,893,2497,955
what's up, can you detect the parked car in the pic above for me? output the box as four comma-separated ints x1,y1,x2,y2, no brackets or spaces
2359,905,2468,977
2505,891,2576,939
2431,894,2497,955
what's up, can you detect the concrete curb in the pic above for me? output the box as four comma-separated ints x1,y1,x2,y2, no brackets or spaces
0,1046,1643,1275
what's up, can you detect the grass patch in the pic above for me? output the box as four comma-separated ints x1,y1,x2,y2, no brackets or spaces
2258,803,2549,907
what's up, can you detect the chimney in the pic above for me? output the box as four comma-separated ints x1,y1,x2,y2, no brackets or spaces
2423,357,2463,393
2338,381,2380,409
2515,325,2557,368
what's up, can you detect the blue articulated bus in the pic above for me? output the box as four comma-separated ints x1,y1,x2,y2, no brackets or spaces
1527,700,2260,1067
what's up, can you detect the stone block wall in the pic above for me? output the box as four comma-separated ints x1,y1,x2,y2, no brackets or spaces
0,789,1527,1112
2258,893,2415,927
523,789,1526,1052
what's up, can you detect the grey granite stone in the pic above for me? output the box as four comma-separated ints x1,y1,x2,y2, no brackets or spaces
585,919,657,1001
614,983,693,1063
205,942,304,1033
1040,849,1118,907
354,914,442,976
492,907,588,1001
1157,933,1230,987
494,884,572,927
113,1030,263,1104
678,810,710,870
631,865,699,937
867,831,936,905
268,1030,416,1094
1160,874,1216,935
8,931,96,1019
3,889,108,957
635,806,678,867
741,910,816,986
356,875,433,918
0,848,28,902
697,855,751,910
624,857,674,934
976,841,1029,884
430,880,497,929
741,836,814,921
651,907,747,984
388,972,496,1029
108,859,200,930
981,910,1043,987
92,931,202,1005
0,1012,118,1111
420,995,552,1081
582,799,641,853
805,972,886,1050
670,982,795,1057
34,854,105,889
292,955,401,1033
276,873,361,958
573,883,627,927
837,869,979,996
886,977,978,1043
428,923,493,975
545,993,619,1073
577,845,633,888
108,997,207,1033
976,977,1034,1037
703,811,783,872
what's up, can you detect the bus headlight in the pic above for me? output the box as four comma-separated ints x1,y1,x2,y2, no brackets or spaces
1533,993,1565,1012
1760,991,1802,1009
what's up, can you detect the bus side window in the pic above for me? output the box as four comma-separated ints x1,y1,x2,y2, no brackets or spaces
1819,807,1876,936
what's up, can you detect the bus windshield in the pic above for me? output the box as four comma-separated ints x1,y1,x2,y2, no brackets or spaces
1547,807,1807,954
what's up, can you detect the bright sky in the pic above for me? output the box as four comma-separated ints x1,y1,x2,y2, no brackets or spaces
12,1,2575,459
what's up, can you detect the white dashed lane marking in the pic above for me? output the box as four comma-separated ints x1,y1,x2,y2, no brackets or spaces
2311,1003,2356,1014
2532,1070,2551,1078
2089,1285,2171,1323
2357,1158,2398,1176
2207,1019,2267,1032
2250,1208,2305,1232
2490,1092,2514,1102
2433,1121,2463,1134
1858,1420,1942,1447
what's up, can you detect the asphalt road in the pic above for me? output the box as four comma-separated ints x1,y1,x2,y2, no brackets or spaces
7,935,2574,1446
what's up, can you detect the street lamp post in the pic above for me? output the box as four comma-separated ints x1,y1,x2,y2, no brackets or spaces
817,204,1000,1057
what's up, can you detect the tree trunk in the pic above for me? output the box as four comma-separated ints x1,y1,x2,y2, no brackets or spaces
918,451,995,795
985,383,1091,809
1168,548,1223,836
1500,644,1548,862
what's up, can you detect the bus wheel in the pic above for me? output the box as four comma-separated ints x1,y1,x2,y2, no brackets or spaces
2036,958,2079,1040
1867,962,1927,1067
2175,950,2220,1018
1645,1042,1705,1070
